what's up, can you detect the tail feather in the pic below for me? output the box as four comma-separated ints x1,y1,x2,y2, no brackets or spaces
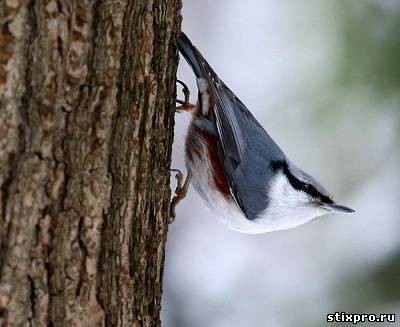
176,32,205,78
177,32,222,84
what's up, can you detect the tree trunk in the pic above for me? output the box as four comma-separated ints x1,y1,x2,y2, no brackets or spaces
0,0,181,326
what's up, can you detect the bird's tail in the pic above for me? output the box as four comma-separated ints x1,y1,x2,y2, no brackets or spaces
176,32,204,78
176,32,219,81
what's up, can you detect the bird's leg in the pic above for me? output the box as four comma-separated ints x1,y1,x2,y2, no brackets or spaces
176,80,196,112
169,168,192,221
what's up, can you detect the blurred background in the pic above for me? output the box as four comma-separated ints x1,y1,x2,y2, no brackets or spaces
163,1,400,326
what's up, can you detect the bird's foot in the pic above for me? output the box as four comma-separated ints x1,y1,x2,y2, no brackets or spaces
176,80,196,112
169,168,192,222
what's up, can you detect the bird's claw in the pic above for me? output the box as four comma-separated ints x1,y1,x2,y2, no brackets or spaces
176,80,196,112
169,168,192,222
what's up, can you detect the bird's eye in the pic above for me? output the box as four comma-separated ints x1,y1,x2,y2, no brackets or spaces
303,183,311,190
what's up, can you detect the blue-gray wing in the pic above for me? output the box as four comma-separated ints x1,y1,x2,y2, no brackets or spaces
177,32,286,219
211,80,286,219
213,82,246,167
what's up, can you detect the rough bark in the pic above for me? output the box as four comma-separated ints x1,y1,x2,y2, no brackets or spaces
0,0,181,326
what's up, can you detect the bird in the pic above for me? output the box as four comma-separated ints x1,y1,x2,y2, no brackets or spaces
171,31,354,234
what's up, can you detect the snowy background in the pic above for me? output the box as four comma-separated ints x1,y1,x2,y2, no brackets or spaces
163,1,400,326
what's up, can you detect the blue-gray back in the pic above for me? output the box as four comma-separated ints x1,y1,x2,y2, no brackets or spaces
177,32,287,219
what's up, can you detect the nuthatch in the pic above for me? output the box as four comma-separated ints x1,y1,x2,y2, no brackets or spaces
171,32,354,234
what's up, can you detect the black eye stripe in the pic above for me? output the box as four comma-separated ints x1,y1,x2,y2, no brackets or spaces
270,160,333,204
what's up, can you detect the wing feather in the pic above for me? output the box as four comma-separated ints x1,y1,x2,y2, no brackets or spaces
177,32,286,218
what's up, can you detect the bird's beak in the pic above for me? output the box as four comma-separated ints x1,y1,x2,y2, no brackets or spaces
320,202,355,213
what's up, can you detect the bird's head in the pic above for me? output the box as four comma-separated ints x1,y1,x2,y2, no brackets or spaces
263,160,354,230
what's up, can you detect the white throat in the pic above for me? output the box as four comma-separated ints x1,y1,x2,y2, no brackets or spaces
256,172,327,232
212,171,328,234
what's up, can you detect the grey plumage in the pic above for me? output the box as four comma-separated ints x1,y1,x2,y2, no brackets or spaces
177,32,287,219
175,32,354,234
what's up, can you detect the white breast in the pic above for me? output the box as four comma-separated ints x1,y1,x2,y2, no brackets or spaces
186,127,327,234
254,172,328,233
190,159,327,233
